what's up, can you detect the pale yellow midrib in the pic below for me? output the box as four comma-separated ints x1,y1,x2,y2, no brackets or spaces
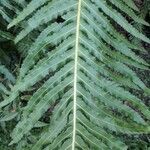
72,0,82,150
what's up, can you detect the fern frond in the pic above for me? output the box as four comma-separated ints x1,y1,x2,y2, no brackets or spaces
7,0,48,28
1,0,150,149
0,65,15,84
0,30,14,41
0,1,17,23
121,0,139,11
0,65,15,98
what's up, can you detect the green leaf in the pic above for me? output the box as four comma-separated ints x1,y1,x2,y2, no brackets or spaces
0,112,18,122
1,0,150,149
